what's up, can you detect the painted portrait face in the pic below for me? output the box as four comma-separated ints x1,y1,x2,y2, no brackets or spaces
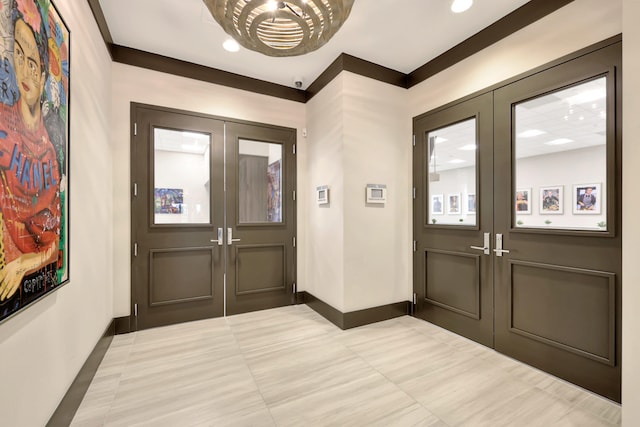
14,19,44,110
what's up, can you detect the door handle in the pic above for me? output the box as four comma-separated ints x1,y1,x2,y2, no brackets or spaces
227,228,241,245
470,232,490,255
493,233,510,257
210,228,223,246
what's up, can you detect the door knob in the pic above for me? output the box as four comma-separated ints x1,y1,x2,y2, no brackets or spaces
227,228,241,245
470,232,490,255
210,228,223,246
493,233,510,257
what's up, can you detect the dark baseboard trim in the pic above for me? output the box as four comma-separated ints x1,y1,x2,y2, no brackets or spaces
47,319,116,427
115,316,132,334
300,291,410,330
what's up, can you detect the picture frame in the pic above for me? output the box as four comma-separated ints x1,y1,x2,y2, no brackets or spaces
447,193,461,215
0,0,70,323
467,193,476,214
431,194,444,215
573,183,601,214
539,186,563,214
515,188,531,215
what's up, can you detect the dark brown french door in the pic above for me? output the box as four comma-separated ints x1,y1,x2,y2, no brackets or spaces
131,105,296,330
413,41,621,401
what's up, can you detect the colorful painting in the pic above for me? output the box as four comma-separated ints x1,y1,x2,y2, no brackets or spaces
0,0,70,322
154,188,184,214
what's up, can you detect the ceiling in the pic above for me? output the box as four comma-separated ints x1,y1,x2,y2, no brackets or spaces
97,0,532,89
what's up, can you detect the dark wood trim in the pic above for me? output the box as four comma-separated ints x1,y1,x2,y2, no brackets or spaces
407,0,575,87
301,291,410,330
343,301,410,329
86,0,113,57
86,0,578,103
305,54,406,101
115,316,132,334
47,319,115,427
112,45,307,103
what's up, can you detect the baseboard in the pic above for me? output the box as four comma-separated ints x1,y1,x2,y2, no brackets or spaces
114,315,132,334
300,291,410,330
47,319,116,427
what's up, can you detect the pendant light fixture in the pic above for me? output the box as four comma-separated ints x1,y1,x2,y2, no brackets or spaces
203,0,355,57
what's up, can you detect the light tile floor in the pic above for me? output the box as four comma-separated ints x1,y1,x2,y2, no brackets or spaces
71,305,621,426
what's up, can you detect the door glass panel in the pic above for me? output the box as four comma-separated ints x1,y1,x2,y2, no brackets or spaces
153,128,211,224
238,139,283,223
427,118,477,226
514,77,607,231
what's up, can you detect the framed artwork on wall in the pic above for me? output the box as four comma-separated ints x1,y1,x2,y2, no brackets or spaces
573,183,601,214
515,188,531,214
467,193,476,214
540,186,563,214
447,193,461,215
0,0,70,323
431,194,444,215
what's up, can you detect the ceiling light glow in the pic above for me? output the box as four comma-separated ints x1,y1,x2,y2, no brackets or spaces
458,144,477,151
448,159,466,164
517,129,546,138
451,0,473,13
223,39,240,52
544,138,574,146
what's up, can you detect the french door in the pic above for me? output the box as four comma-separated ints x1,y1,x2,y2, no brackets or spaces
413,42,621,401
131,105,296,330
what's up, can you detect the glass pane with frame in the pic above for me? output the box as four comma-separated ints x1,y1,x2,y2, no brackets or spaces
238,139,283,224
514,77,607,231
153,128,211,225
427,118,477,226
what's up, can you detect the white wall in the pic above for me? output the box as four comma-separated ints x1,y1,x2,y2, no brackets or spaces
622,0,640,422
0,1,114,425
342,72,410,312
304,75,345,310
111,64,306,317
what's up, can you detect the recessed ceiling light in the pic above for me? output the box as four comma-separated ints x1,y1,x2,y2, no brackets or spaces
435,136,448,144
544,138,574,146
451,0,473,13
448,159,466,164
517,129,546,138
223,39,240,52
458,144,476,151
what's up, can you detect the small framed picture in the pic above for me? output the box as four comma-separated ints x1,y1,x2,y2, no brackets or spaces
448,193,461,215
467,193,476,214
515,188,531,214
573,183,601,214
539,186,563,214
431,194,444,215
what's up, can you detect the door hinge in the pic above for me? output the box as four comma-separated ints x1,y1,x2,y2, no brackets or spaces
412,135,416,147
133,243,138,257
413,293,417,305
413,240,416,252
134,122,137,136
133,183,138,197
413,187,416,199
293,144,296,154
134,303,138,317
293,283,297,293
293,190,296,201
293,237,296,247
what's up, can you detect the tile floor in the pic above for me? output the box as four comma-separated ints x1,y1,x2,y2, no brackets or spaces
71,305,621,426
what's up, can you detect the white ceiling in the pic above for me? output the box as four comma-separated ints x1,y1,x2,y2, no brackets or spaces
98,0,531,89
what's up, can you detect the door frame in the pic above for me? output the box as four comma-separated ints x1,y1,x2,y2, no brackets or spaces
130,102,297,330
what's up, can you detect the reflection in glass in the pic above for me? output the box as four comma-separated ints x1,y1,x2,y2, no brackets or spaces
514,77,607,231
427,118,477,226
238,139,283,223
153,128,211,224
